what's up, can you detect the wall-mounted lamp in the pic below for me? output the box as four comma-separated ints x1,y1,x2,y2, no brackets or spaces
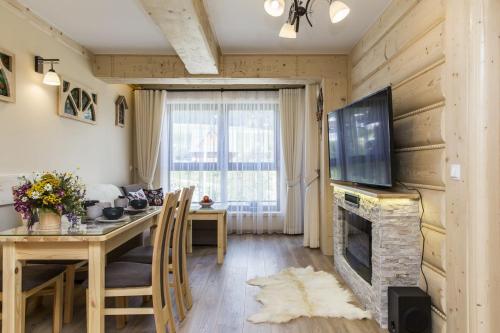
34,56,61,86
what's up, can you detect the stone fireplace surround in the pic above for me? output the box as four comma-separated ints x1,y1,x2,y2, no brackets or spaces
332,184,422,328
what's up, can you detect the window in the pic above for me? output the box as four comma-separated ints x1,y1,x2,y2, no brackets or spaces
161,91,280,212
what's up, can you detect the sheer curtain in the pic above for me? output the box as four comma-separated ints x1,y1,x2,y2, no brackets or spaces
160,90,284,234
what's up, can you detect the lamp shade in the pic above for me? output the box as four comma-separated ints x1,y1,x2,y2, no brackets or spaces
329,1,350,23
279,22,297,39
264,0,285,17
43,69,61,86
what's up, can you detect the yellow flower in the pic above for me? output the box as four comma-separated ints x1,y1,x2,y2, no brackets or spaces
42,193,61,206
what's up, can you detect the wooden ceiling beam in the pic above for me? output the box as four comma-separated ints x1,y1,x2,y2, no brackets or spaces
93,54,347,83
139,0,220,75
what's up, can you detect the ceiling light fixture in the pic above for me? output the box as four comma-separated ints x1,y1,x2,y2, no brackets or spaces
34,56,61,86
329,1,350,23
264,0,285,17
267,0,351,38
279,22,297,38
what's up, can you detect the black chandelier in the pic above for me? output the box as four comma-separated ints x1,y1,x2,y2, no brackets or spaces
263,0,351,38
286,0,313,33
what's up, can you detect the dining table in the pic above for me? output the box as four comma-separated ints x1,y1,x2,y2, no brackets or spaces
0,207,161,333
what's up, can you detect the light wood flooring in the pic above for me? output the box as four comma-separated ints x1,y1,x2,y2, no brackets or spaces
26,235,386,333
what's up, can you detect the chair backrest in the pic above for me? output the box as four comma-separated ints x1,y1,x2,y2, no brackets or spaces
172,186,195,283
151,190,180,322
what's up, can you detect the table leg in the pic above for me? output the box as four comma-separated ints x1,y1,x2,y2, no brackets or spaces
150,214,160,246
2,243,23,333
217,215,224,264
224,213,228,254
88,242,105,333
187,219,193,254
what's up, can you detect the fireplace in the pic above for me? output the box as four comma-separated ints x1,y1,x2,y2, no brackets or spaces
343,211,372,284
333,184,422,327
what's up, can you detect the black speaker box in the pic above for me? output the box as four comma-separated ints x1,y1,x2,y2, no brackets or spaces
388,287,431,333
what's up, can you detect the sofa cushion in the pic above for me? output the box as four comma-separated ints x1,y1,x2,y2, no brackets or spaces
121,184,144,196
85,184,122,206
144,188,164,206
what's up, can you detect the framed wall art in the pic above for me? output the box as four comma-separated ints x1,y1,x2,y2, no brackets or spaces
58,77,97,124
0,48,15,103
115,95,128,127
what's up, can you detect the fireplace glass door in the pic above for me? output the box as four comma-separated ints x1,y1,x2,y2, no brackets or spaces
344,211,372,284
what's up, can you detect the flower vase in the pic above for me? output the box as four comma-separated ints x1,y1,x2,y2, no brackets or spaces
38,209,62,230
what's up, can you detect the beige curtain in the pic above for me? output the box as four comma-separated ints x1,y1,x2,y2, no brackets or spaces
303,84,320,247
279,89,305,234
134,90,166,189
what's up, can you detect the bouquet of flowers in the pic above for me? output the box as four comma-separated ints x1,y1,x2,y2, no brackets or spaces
12,171,86,228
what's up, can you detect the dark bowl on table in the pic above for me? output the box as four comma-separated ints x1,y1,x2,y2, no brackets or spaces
130,199,148,210
102,207,124,220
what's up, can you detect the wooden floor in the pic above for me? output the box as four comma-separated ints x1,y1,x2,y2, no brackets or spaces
26,235,385,333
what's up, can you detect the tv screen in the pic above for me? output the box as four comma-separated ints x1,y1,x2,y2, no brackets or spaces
328,87,394,187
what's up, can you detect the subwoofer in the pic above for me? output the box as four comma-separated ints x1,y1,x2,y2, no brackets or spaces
388,287,431,333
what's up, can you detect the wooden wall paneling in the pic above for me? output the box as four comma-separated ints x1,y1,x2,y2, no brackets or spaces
93,54,348,82
350,0,420,65
432,310,447,333
422,226,446,272
111,55,156,78
151,56,186,78
443,1,500,332
393,105,445,148
350,1,449,331
352,21,445,90
320,77,348,256
391,62,445,117
420,264,446,314
395,148,446,188
221,55,298,78
419,188,446,229
296,55,348,79
351,0,444,86
93,55,112,77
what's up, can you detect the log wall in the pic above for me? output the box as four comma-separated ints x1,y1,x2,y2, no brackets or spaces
348,0,447,330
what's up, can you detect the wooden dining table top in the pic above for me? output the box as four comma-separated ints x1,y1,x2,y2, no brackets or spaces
0,206,162,242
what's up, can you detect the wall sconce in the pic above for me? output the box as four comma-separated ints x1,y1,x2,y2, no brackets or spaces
34,56,61,86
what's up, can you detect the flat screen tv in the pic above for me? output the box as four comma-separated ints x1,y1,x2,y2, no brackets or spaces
328,87,394,187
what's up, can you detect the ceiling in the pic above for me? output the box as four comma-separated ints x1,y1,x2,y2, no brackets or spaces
206,0,390,54
18,0,390,54
18,0,175,54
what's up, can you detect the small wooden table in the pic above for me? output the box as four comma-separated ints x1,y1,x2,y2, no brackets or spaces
0,208,161,333
187,203,227,264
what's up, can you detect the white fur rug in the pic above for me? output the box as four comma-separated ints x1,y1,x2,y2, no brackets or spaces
247,266,372,323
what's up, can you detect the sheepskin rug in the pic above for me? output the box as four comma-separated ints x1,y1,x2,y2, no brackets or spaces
246,266,372,324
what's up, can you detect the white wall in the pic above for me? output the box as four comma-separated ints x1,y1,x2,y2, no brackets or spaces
0,3,134,230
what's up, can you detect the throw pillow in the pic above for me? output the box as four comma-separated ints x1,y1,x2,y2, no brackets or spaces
127,189,147,201
143,188,164,206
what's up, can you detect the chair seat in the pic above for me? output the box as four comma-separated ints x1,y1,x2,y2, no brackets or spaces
83,262,152,289
0,264,65,292
120,246,172,265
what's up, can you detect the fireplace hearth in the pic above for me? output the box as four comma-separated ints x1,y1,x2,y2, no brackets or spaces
332,184,422,328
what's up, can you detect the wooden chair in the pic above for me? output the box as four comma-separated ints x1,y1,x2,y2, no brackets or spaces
119,187,195,320
171,186,195,319
84,190,180,333
28,259,87,324
0,264,65,333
